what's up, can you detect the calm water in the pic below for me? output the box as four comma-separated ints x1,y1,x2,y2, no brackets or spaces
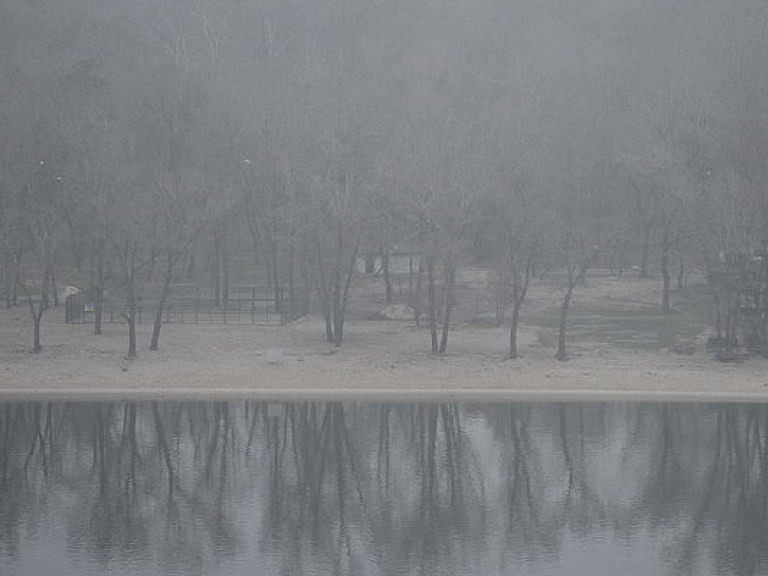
0,401,766,576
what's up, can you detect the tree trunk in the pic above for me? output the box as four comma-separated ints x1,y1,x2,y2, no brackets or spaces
333,275,343,345
555,284,574,361
414,256,424,326
331,236,359,347
270,239,281,312
213,228,221,306
33,314,42,353
312,223,358,347
364,253,375,274
332,255,343,347
659,239,670,315
185,251,196,280
288,240,296,315
407,241,415,309
427,254,438,353
12,252,22,306
94,248,104,336
25,269,49,354
639,222,652,278
301,247,312,312
70,226,83,274
222,227,229,309
439,260,455,353
495,268,507,326
661,267,671,313
508,252,534,359
147,248,157,284
759,253,768,345
661,223,671,313
315,254,334,343
3,253,10,309
677,260,684,291
723,293,737,358
323,308,334,342
509,301,521,359
127,313,137,358
49,266,58,308
382,247,393,304
618,248,625,278
714,291,722,339
125,255,138,359
333,310,344,346
150,259,174,351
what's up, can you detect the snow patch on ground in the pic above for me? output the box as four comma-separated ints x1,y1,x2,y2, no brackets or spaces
1,273,765,399
378,304,415,320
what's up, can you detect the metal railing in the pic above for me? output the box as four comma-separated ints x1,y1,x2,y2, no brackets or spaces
65,287,308,326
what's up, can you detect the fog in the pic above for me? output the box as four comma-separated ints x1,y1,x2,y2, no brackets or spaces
1,0,768,359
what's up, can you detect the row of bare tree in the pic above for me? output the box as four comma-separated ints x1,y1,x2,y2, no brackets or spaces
2,0,768,358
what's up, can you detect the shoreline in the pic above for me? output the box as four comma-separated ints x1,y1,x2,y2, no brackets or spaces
4,286,768,403
2,387,768,403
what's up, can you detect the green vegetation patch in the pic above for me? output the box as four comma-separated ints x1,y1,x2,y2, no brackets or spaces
526,298,709,352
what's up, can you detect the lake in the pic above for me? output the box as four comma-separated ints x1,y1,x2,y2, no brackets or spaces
0,401,766,575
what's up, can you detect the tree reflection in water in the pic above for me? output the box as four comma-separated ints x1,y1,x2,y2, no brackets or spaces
0,401,766,575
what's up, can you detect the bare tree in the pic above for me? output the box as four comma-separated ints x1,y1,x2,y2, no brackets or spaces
240,130,291,313
628,174,657,279
554,232,600,362
482,159,540,359
23,224,52,354
149,178,203,351
20,160,63,353
108,231,141,359
506,229,537,360
105,174,154,359
0,191,27,310
311,171,362,346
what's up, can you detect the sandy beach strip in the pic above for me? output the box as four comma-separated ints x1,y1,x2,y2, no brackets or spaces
3,310,768,403
1,386,768,403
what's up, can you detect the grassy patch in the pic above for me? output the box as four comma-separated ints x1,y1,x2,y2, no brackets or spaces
526,289,710,352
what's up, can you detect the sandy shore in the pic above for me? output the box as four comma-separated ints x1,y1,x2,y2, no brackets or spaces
2,387,767,403
2,306,768,402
